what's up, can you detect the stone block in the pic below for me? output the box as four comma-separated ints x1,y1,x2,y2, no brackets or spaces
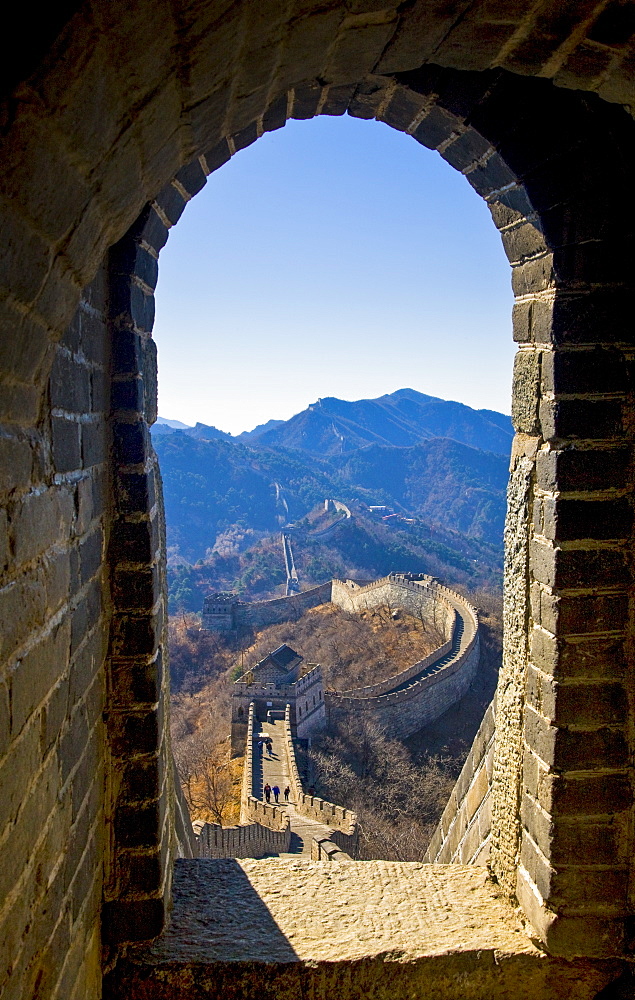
116,470,157,515
530,628,626,680
11,620,70,737
127,205,169,255
50,349,91,412
52,415,82,473
550,816,627,867
511,255,555,296
511,349,541,433
111,376,144,414
0,574,46,661
111,650,163,707
111,609,162,657
108,704,163,759
412,105,456,150
556,681,627,728
542,347,626,396
534,589,628,637
548,498,631,543
0,434,31,495
113,564,159,612
550,772,632,817
113,420,149,468
59,704,90,783
110,243,159,292
529,541,630,590
540,397,623,442
536,446,630,493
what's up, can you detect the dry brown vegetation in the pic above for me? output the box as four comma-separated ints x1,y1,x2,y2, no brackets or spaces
169,589,502,847
307,716,456,861
308,591,503,861
242,602,445,691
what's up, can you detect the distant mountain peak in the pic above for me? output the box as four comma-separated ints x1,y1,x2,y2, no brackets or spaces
248,388,512,458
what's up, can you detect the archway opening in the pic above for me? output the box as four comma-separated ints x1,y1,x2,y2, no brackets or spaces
152,111,513,861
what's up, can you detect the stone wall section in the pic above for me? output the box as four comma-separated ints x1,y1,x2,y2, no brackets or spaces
326,578,480,740
233,582,332,630
283,706,358,856
195,818,290,859
425,699,496,865
0,273,111,1000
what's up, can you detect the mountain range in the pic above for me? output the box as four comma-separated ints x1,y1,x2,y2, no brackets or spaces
153,388,513,458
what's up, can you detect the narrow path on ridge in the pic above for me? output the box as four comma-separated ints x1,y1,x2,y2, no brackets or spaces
251,719,334,857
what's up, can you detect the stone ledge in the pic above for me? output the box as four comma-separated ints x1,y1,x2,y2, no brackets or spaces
103,860,621,999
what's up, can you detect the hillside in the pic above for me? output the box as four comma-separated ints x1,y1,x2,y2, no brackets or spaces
154,430,508,568
249,389,513,456
167,509,501,612
152,388,513,456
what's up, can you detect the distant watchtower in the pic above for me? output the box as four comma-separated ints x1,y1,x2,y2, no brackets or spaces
201,591,240,631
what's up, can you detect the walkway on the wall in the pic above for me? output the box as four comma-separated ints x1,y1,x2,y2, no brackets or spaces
391,587,473,693
252,720,333,856
282,533,300,595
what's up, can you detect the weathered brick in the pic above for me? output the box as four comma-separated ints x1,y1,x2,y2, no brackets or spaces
0,434,32,493
533,588,628,636
0,575,46,660
530,628,626,680
11,621,70,736
556,681,628,728
540,397,623,442
12,486,73,565
542,347,627,396
113,421,149,467
550,773,632,817
49,350,91,412
536,446,631,493
52,416,81,473
530,540,630,589
111,650,163,707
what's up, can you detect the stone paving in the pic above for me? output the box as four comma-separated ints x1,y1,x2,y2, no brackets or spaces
253,720,335,857
111,859,619,1000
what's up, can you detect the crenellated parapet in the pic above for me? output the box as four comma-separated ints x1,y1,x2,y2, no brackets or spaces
326,576,480,740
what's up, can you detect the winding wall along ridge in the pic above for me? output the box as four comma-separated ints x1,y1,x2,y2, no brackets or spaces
326,577,480,740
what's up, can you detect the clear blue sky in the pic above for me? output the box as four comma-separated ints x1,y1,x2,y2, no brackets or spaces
153,114,515,435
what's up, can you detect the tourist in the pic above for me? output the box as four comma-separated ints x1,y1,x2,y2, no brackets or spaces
267,737,273,755
272,785,280,803
264,783,271,803
284,786,290,802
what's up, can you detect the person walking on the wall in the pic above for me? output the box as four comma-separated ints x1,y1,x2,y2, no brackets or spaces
272,785,280,803
267,737,273,755
284,785,290,802
264,783,271,803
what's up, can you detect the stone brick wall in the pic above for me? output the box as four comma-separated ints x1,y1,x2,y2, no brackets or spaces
2,4,635,990
282,706,358,855
295,666,326,739
425,699,496,865
195,818,291,859
233,582,332,629
0,272,111,1000
326,578,480,740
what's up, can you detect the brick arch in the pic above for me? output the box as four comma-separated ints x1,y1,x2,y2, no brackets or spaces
105,65,635,955
2,6,635,996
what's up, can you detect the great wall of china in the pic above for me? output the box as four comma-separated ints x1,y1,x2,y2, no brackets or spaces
194,573,480,860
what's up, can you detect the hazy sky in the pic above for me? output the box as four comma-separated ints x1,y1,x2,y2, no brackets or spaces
153,114,515,435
